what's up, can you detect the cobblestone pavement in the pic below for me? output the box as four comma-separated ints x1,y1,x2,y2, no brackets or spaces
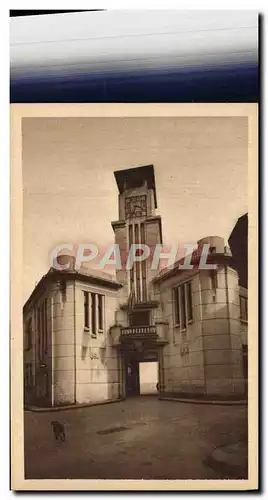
24,396,248,480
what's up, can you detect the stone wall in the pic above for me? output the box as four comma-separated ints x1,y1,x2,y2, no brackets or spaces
74,280,120,405
24,282,53,405
156,264,247,398
201,266,245,397
52,281,75,405
157,271,205,395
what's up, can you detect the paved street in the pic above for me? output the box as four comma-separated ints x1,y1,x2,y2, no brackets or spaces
24,397,248,480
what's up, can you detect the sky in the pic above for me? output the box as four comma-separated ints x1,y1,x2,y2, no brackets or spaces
22,116,248,303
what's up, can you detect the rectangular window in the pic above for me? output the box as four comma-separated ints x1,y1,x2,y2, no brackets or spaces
84,291,105,335
44,298,48,354
186,282,193,322
173,281,194,331
98,294,104,331
242,344,248,381
128,224,135,294
240,296,248,322
210,270,218,291
91,293,96,336
173,287,180,326
135,223,141,302
36,300,49,358
37,307,41,360
41,302,45,357
140,223,147,301
25,317,32,351
180,285,186,330
84,291,89,328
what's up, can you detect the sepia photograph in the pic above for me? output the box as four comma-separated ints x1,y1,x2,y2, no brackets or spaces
11,103,258,490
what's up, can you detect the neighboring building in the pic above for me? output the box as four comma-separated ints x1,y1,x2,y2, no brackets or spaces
24,165,248,406
228,213,248,289
23,264,122,407
228,213,248,394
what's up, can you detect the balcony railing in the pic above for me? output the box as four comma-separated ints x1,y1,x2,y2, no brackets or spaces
121,325,157,337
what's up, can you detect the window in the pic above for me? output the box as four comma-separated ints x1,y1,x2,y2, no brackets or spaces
44,298,48,354
25,317,32,351
210,270,218,291
242,344,248,381
84,291,105,335
91,293,96,336
173,281,193,331
141,223,147,301
41,302,45,356
186,282,193,322
180,284,186,330
174,287,180,326
98,294,104,331
37,299,48,360
37,307,41,359
240,296,248,322
84,291,89,328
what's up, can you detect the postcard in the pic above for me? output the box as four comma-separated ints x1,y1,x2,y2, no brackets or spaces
11,103,258,490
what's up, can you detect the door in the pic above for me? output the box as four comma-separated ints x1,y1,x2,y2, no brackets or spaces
125,360,140,396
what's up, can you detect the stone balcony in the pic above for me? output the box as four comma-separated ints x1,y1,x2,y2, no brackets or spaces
121,325,157,338
109,321,169,346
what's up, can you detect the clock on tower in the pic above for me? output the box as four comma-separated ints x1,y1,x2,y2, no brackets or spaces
125,195,147,219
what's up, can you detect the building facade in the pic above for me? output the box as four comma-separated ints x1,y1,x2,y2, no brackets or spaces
23,165,248,406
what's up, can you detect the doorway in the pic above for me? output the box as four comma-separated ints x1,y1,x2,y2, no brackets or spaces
125,358,159,396
139,361,158,395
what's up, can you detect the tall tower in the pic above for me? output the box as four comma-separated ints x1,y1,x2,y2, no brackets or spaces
112,165,162,326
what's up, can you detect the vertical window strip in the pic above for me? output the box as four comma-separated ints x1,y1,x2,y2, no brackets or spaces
186,282,193,322
140,223,147,301
134,223,141,302
26,318,32,350
84,291,89,328
174,287,180,326
40,305,43,359
210,270,218,291
35,308,38,361
42,303,45,358
240,296,248,321
38,307,41,360
29,364,32,387
44,298,48,353
174,281,193,331
128,223,134,292
98,294,103,331
91,293,96,336
181,285,186,329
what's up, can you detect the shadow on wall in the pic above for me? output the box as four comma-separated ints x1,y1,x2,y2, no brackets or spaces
161,299,247,400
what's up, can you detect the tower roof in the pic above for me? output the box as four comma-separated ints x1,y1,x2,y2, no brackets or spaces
114,164,157,208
